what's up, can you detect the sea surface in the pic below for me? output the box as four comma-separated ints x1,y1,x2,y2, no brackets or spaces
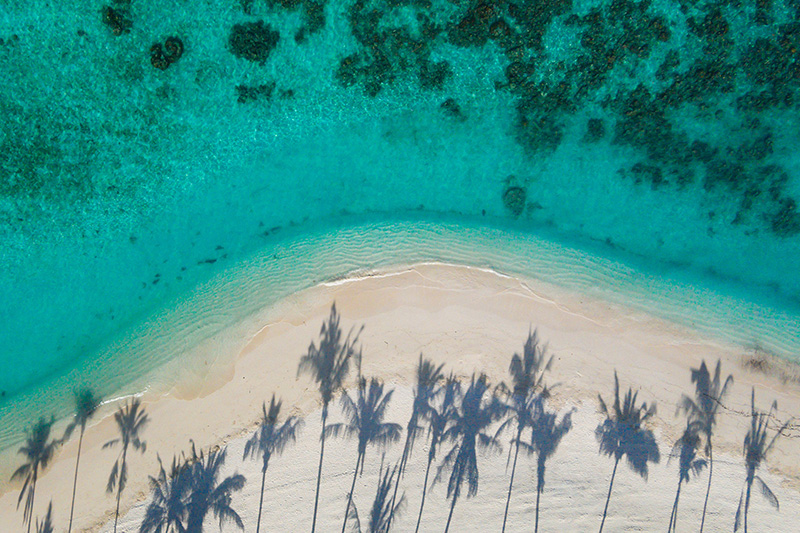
2,0,799,450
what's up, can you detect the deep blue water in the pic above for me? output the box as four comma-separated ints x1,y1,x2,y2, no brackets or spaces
2,0,799,446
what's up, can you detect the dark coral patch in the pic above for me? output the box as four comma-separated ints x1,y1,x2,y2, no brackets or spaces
229,21,280,64
150,44,170,70
448,9,491,48
102,5,131,36
585,118,605,142
440,98,465,120
249,0,326,43
332,1,448,96
165,37,184,62
628,162,667,190
295,1,326,43
236,82,276,103
771,198,800,236
419,60,452,90
150,37,184,70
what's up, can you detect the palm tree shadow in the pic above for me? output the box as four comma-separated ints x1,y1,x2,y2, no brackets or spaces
677,358,733,533
414,372,459,533
297,303,363,533
243,394,302,533
104,397,149,533
595,371,660,533
386,354,443,531
63,387,102,533
666,419,706,533
518,398,574,533
435,373,507,533
496,329,553,533
389,355,443,516
348,460,406,533
140,440,246,532
184,443,247,532
12,416,58,533
398,354,445,476
327,377,402,533
141,453,190,533
734,388,794,533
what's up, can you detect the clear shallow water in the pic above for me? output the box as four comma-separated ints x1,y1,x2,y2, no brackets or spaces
1,1,799,446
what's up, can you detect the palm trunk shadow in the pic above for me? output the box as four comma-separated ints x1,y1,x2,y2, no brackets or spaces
598,457,619,533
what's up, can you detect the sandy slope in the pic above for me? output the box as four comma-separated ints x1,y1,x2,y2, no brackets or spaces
0,263,798,532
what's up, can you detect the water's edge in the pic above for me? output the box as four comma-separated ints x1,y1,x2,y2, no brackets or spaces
1,215,796,454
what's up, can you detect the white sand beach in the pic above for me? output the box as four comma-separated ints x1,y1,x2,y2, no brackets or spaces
0,263,798,532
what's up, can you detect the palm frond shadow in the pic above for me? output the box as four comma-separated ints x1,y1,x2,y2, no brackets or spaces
595,371,660,533
35,501,54,533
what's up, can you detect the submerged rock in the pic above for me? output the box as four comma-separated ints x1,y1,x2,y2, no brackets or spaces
503,186,527,217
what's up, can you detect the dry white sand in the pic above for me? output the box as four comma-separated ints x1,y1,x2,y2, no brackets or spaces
0,263,798,532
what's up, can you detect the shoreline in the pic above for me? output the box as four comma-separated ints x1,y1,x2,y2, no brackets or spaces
1,262,798,531
3,218,799,458
2,219,799,458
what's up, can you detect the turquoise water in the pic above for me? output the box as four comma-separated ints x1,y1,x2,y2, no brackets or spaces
2,0,799,448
